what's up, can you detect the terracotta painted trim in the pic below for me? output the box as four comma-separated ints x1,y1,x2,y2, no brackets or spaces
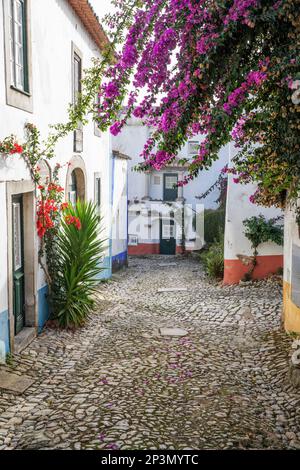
283,281,300,333
128,243,160,255
223,255,283,285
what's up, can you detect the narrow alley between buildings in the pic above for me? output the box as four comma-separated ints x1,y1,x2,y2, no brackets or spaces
0,257,299,450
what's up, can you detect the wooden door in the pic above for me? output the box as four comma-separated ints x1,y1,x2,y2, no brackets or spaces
12,195,25,335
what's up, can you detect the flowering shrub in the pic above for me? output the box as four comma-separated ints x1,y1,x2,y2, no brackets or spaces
35,163,69,239
0,136,23,155
96,0,300,207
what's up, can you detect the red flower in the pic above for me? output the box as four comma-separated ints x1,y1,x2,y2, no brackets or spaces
74,217,81,230
64,214,81,230
36,197,58,238
48,183,64,193
61,202,69,211
10,143,23,154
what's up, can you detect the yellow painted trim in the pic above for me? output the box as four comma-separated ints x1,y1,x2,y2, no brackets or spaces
283,281,300,333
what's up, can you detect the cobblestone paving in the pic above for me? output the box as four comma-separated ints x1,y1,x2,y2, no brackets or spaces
0,256,299,450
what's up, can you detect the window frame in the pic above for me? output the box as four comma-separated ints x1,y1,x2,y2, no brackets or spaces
188,140,200,158
9,0,29,93
71,42,83,153
94,172,101,215
3,0,33,112
68,170,78,206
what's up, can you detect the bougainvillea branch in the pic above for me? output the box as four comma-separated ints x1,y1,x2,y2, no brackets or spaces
96,0,300,208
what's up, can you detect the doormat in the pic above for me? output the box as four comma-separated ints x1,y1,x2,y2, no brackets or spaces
0,370,34,394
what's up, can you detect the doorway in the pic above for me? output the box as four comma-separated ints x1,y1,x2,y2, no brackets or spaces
12,195,25,335
160,217,176,255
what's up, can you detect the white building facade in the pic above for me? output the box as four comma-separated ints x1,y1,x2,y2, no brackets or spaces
111,151,130,271
113,115,228,256
224,144,283,284
0,0,114,360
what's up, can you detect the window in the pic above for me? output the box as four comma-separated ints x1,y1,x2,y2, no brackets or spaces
73,52,82,104
94,173,101,214
188,141,200,157
3,0,32,111
153,176,161,185
68,171,77,206
129,235,138,246
72,44,83,152
9,0,29,92
162,223,175,239
164,175,178,189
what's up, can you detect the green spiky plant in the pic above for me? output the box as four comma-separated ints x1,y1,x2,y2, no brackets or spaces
51,200,106,328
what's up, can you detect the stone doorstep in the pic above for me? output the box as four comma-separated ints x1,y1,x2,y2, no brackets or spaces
0,370,34,394
157,287,188,293
14,327,36,354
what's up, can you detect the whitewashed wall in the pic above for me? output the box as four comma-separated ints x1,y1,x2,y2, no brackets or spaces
0,0,111,297
225,171,283,261
0,0,112,357
113,117,228,210
111,157,128,260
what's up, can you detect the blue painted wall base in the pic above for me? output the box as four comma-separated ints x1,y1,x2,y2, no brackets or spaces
112,250,128,273
0,310,9,361
38,284,50,333
97,255,112,281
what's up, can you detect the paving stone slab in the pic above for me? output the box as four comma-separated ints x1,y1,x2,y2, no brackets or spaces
158,263,177,267
0,371,34,394
159,327,188,337
157,287,188,293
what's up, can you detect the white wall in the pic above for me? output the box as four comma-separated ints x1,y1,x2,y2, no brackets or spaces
113,117,150,201
0,0,111,309
0,183,8,313
283,204,299,284
113,118,228,210
225,173,283,260
112,157,128,257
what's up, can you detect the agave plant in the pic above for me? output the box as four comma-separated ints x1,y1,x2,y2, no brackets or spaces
52,200,106,328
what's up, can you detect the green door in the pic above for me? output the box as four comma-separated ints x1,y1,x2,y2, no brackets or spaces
160,218,176,255
163,173,178,201
12,195,25,335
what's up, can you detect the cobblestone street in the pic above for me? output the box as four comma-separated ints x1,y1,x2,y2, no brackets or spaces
0,256,299,450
